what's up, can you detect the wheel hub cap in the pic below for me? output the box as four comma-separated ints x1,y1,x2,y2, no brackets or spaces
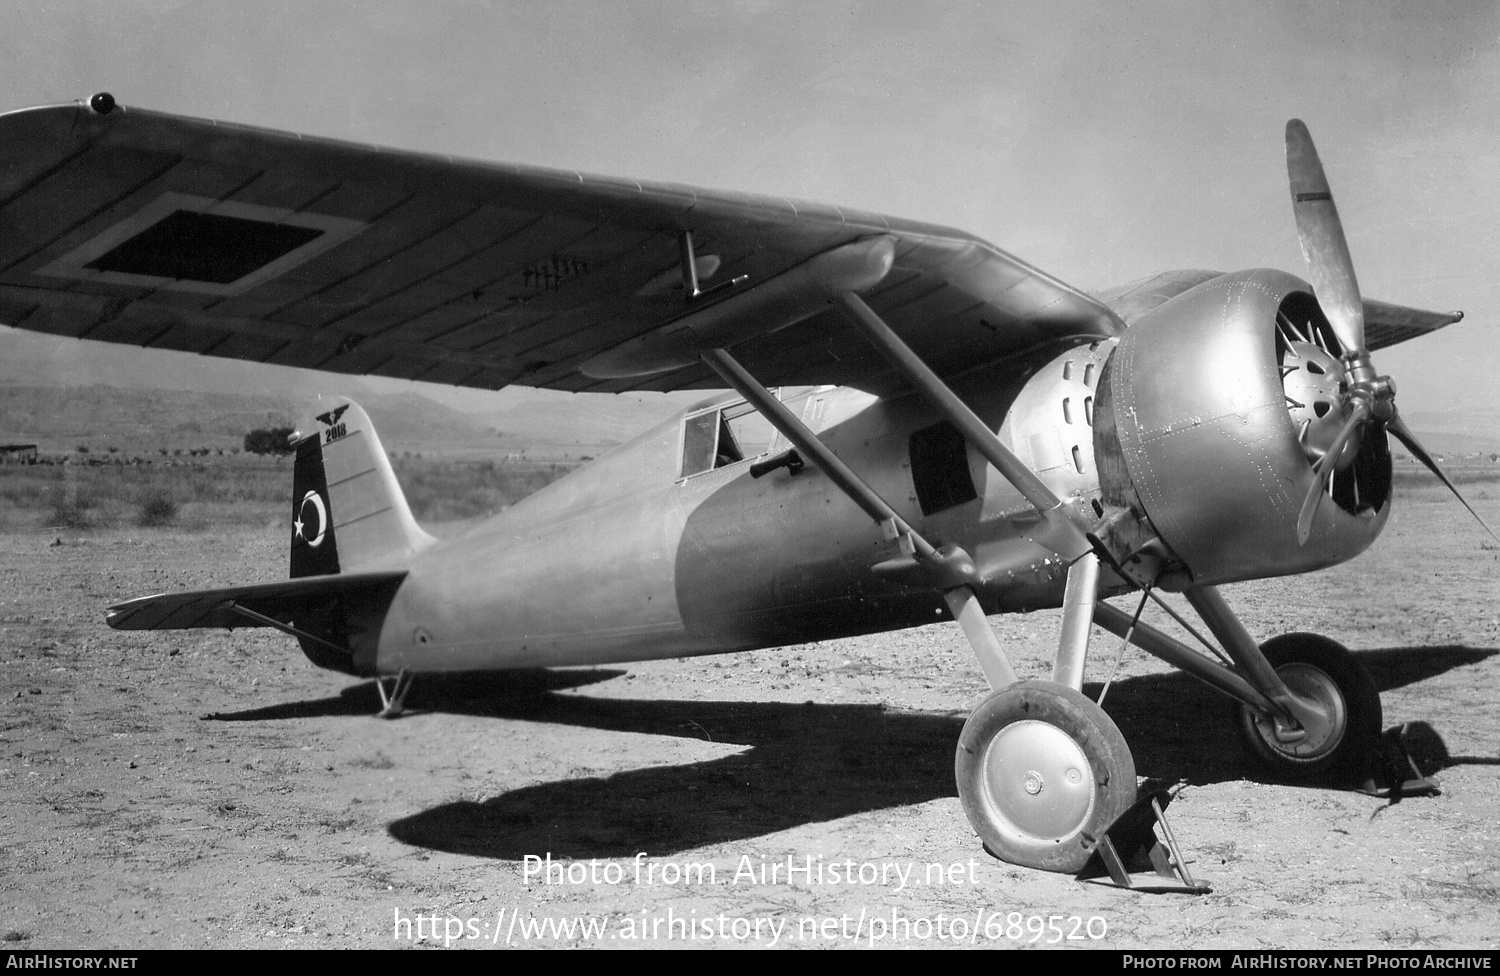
1253,663,1347,760
983,720,1096,841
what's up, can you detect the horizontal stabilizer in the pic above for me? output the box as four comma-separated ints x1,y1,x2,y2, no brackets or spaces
106,570,406,631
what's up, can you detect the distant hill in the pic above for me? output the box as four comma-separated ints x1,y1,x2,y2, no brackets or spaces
0,383,685,458
1396,410,1500,459
9,325,1489,460
0,385,298,454
350,389,686,458
0,325,381,401
0,328,694,457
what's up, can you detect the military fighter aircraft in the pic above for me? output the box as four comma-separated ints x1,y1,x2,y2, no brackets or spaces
0,93,1489,875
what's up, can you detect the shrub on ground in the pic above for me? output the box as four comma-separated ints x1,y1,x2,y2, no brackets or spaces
48,486,99,529
137,490,178,527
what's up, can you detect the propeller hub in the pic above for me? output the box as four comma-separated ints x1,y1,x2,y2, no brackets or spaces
1341,352,1396,420
1342,353,1380,390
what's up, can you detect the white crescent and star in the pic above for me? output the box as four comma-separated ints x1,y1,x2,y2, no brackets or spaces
294,490,328,547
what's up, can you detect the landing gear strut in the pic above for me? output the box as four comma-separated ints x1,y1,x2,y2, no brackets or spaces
375,668,414,719
1096,591,1385,786
949,553,1142,874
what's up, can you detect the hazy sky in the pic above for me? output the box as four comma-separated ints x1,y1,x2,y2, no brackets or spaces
2,1,1496,413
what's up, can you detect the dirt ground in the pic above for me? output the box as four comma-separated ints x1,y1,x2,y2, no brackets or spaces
2,486,1498,950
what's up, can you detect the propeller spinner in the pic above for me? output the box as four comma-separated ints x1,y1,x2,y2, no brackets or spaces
1285,120,1498,546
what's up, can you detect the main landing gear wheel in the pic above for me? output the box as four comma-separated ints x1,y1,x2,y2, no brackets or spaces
1234,633,1381,784
955,680,1137,873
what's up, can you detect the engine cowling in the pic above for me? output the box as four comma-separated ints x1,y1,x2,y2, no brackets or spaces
1092,268,1391,588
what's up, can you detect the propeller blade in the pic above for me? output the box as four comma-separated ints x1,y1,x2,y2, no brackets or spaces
1386,409,1500,546
1297,399,1369,545
1287,119,1366,355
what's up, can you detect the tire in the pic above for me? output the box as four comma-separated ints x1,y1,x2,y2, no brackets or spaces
1234,633,1381,783
955,680,1137,873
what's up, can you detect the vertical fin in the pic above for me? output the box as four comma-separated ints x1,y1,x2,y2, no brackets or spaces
290,398,434,578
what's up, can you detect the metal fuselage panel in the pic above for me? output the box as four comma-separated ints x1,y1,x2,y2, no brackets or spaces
374,344,1104,673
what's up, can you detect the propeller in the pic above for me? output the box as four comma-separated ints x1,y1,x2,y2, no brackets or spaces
1286,120,1500,546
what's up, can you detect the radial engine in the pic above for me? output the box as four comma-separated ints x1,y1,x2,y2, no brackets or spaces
1091,268,1392,589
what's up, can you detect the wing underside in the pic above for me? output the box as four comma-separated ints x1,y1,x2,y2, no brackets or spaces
0,99,1122,395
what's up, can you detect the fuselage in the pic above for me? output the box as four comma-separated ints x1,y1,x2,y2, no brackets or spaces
363,269,1394,677
371,339,1112,674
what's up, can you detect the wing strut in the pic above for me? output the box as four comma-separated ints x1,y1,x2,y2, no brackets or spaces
837,293,1066,517
831,291,1101,689
699,347,1017,689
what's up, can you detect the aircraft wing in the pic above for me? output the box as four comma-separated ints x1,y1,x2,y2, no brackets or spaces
105,570,406,631
0,98,1122,396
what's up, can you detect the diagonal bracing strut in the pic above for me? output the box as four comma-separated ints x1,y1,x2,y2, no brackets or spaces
833,292,1101,691
699,347,1018,689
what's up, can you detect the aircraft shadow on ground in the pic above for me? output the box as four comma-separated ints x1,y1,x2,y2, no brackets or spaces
1093,644,1497,789
202,668,627,721
210,645,1494,860
386,692,964,860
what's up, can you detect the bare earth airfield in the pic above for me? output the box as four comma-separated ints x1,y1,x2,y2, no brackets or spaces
0,460,1496,949
1,90,1498,952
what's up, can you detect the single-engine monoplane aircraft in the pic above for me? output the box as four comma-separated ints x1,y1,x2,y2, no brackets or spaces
1,94,1491,876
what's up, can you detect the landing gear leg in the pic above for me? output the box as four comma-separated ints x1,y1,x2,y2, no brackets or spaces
375,668,414,719
1097,585,1383,785
942,586,1017,690
954,553,1139,873
1183,586,1382,784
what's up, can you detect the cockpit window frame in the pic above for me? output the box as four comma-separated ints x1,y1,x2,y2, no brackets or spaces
676,398,773,481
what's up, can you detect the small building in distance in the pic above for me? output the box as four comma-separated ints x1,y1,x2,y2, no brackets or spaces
0,444,38,464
